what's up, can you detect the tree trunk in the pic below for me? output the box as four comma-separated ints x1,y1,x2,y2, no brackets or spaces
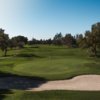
94,36,97,57
93,43,97,57
4,48,7,57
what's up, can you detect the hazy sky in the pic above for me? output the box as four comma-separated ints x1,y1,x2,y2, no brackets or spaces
0,0,100,40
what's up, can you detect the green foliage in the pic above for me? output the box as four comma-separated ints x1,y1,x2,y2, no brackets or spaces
0,28,9,56
53,32,63,45
64,33,77,47
78,22,100,57
10,35,28,49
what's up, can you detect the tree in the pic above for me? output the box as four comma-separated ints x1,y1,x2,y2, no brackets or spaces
76,34,84,47
11,35,28,48
64,33,77,47
46,38,52,45
53,33,63,45
12,35,28,44
89,23,100,56
0,28,9,56
83,22,100,56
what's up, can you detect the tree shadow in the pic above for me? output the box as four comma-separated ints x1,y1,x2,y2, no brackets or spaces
15,53,42,58
0,89,13,100
0,71,47,90
3,53,42,58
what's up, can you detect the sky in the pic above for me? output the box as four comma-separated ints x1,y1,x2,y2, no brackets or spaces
0,0,100,40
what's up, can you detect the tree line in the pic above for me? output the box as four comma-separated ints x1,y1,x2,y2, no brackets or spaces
0,22,100,57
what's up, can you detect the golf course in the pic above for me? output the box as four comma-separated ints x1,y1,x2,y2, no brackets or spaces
0,45,100,100
0,0,100,99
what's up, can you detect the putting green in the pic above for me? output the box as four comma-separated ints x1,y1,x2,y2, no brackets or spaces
13,57,95,80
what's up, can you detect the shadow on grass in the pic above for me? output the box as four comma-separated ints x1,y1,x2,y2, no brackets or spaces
15,53,42,58
28,46,39,48
1,53,43,59
0,71,47,90
0,89,13,100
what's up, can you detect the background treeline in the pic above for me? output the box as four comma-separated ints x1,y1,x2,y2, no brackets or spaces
0,22,100,57
29,33,77,47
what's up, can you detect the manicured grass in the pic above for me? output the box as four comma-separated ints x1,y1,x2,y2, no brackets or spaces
1,90,100,100
0,45,100,80
0,45,100,100
13,57,100,80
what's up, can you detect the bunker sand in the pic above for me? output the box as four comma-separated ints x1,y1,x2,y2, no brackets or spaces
0,75,100,91
30,75,100,91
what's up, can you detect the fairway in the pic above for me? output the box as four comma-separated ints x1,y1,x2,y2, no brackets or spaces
0,0,100,99
0,45,100,100
0,45,100,80
13,58,98,80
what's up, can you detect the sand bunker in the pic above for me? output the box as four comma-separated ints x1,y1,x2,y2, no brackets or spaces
30,75,100,91
0,75,100,91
